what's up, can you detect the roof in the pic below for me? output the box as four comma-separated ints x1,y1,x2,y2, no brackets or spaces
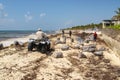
103,20,118,22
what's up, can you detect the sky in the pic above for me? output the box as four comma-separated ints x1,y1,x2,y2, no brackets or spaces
0,0,120,30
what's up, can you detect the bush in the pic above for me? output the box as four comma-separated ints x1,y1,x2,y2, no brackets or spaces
108,25,120,30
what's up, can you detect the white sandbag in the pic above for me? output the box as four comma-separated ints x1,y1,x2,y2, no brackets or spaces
94,51,103,56
61,45,69,51
82,46,89,52
74,44,80,49
54,52,63,58
88,48,96,52
98,47,106,51
78,52,87,58
89,44,96,48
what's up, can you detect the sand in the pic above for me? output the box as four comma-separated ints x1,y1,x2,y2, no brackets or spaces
0,31,120,80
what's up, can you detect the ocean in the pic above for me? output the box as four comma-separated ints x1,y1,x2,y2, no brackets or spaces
0,30,55,41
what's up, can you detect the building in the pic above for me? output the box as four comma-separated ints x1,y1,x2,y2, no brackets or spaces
102,16,120,28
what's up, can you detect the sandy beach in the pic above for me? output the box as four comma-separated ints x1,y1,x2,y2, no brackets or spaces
0,31,120,80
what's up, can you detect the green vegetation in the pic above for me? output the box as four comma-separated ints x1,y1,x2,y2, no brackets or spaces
107,8,120,30
66,23,102,30
107,25,120,30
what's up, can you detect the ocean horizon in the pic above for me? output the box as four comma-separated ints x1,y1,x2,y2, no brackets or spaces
0,30,56,41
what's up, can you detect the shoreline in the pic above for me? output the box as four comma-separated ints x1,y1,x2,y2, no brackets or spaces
0,30,101,47
0,31,58,47
0,34,37,47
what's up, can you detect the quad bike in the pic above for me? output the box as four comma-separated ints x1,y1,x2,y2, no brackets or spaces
28,38,51,53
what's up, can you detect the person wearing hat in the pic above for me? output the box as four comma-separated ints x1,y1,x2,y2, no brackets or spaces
36,28,47,40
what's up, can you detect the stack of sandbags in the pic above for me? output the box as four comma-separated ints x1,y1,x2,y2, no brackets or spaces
92,47,105,56
82,44,96,52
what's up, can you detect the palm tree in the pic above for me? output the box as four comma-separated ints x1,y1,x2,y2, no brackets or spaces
115,8,120,15
113,8,120,20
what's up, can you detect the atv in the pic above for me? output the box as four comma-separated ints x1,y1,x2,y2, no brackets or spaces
28,38,51,53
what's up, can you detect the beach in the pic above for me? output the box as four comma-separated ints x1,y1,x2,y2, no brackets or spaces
0,30,120,80
0,0,119,79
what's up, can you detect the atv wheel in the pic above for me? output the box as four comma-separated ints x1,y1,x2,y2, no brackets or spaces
28,42,34,51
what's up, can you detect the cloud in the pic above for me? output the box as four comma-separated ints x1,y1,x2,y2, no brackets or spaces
3,13,8,17
0,3,8,18
25,12,33,22
1,12,8,18
40,13,46,18
0,3,15,26
0,3,4,10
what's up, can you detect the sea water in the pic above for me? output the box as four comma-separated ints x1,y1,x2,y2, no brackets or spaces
0,30,36,41
0,30,55,41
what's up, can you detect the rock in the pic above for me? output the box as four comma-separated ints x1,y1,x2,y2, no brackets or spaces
94,51,103,56
54,52,63,58
61,45,69,51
